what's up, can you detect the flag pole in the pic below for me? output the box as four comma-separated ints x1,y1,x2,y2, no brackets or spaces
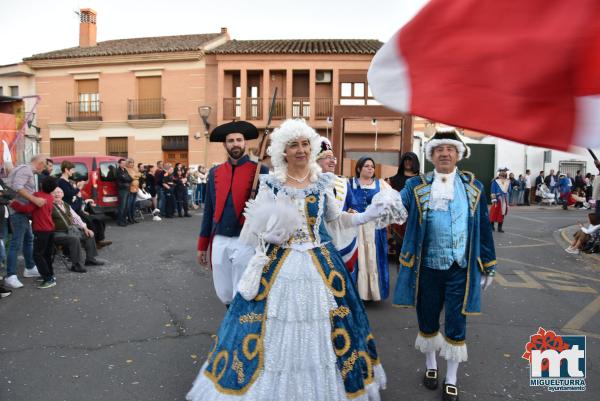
588,149,600,173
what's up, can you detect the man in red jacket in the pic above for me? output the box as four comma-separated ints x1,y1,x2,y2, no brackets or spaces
196,121,267,305
11,177,58,289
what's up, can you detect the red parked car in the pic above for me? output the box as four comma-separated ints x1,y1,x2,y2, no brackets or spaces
50,156,121,214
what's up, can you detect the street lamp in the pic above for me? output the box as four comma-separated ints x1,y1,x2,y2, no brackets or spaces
371,118,379,151
197,106,212,166
325,116,333,139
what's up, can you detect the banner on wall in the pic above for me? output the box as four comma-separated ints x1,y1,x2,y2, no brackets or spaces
0,113,18,175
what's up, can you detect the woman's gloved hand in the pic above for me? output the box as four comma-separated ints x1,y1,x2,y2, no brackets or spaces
351,202,387,226
261,228,289,245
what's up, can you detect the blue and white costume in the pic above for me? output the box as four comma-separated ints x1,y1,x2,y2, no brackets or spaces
489,176,511,226
392,128,497,399
187,174,386,401
395,170,497,356
187,119,387,401
349,178,390,301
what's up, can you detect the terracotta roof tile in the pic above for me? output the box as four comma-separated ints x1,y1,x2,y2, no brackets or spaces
24,33,224,60
208,39,382,55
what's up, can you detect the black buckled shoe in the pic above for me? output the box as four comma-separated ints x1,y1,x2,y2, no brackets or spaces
442,382,459,401
423,369,438,390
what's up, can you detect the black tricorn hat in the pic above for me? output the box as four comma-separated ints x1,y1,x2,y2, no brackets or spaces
209,121,259,143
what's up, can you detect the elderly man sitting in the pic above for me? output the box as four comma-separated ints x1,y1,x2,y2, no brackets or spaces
51,187,104,273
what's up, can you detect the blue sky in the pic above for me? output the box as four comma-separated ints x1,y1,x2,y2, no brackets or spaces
0,0,428,65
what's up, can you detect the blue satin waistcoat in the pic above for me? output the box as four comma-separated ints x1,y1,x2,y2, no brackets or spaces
421,176,469,270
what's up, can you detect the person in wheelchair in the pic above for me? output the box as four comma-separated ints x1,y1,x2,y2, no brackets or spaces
537,183,557,205
51,187,104,273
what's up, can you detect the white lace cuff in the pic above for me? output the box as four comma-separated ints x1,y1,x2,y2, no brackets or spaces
370,188,408,229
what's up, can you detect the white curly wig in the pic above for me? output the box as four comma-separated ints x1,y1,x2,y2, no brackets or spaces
267,119,322,183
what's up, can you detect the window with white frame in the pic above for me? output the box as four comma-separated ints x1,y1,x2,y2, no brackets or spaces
340,82,378,105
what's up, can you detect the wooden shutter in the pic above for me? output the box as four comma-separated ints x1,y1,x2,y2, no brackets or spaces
161,136,188,151
138,76,161,99
77,79,99,94
106,137,128,158
50,138,75,156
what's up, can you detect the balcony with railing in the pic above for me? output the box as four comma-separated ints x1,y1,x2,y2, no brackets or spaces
128,98,166,120
315,98,333,119
66,100,102,122
223,98,241,120
271,98,286,120
246,98,262,120
292,97,310,119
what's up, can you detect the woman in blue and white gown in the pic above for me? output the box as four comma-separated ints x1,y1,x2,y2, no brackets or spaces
186,119,389,401
349,157,391,302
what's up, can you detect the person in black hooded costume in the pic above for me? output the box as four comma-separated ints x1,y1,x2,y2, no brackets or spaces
386,152,421,262
388,152,421,192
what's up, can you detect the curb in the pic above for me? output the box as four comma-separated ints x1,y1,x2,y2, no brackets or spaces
559,225,600,263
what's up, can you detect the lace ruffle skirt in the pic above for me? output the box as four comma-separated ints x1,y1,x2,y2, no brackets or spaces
186,249,386,401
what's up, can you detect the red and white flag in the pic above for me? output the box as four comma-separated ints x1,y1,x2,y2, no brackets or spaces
368,0,600,151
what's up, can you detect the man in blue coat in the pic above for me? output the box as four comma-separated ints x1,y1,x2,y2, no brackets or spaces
393,127,496,401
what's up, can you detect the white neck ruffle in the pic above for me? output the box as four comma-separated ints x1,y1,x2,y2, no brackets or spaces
430,168,457,211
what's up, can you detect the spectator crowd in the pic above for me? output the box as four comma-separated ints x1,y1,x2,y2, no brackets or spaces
507,168,598,211
0,155,211,298
113,159,208,226
498,164,600,255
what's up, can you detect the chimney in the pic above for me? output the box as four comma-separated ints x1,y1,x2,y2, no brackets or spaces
220,27,227,34
79,8,97,47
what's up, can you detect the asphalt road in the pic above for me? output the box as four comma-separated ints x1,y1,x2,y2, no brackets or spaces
0,205,598,401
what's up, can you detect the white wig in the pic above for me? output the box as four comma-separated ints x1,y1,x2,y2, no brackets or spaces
267,119,322,183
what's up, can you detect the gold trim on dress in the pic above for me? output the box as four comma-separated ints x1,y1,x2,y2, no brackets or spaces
207,335,219,360
310,247,347,298
242,334,260,360
365,334,380,364
239,313,263,324
232,350,246,384
330,306,351,319
203,247,289,395
340,350,359,379
304,198,316,242
358,350,374,381
332,328,352,357
256,248,291,301
327,270,346,298
212,350,229,381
